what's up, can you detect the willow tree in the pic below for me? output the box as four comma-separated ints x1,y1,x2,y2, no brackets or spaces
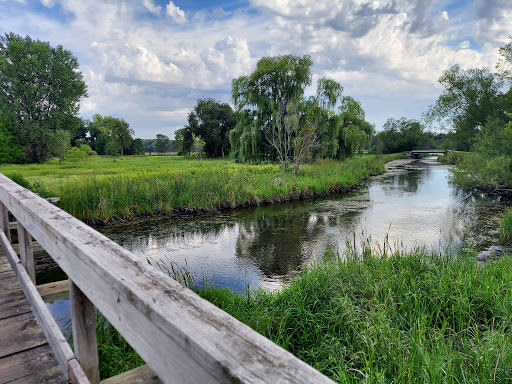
231,55,313,168
231,55,346,170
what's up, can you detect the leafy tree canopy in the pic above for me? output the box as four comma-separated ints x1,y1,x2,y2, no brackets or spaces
154,134,170,154
0,32,87,162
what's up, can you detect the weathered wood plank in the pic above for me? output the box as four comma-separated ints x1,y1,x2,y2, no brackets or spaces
0,344,66,384
0,312,48,358
69,358,92,384
71,280,100,384
101,364,161,384
17,221,35,284
11,241,44,254
0,231,76,380
0,202,10,243
0,286,25,305
0,295,31,319
37,279,70,301
0,173,335,384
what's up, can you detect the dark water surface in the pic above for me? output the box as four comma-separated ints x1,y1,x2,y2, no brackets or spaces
44,158,505,329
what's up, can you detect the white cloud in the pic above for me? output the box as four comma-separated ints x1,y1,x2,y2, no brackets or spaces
142,0,161,16
1,0,512,137
166,1,185,23
41,0,55,7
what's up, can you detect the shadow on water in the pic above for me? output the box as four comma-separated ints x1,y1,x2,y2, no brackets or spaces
42,157,508,327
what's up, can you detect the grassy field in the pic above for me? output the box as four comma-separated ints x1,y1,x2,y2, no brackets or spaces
0,154,399,223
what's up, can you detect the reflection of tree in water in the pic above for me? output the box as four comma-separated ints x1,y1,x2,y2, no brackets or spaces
233,201,366,277
380,164,432,195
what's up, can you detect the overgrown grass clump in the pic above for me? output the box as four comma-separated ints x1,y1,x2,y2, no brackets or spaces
0,155,397,223
500,209,512,245
198,249,512,383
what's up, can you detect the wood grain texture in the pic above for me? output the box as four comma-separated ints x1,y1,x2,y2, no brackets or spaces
71,280,100,384
17,222,35,284
0,173,335,384
37,279,70,301
0,202,10,243
0,231,75,380
101,364,162,384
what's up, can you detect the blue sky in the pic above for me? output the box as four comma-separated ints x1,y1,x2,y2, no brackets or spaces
0,0,510,139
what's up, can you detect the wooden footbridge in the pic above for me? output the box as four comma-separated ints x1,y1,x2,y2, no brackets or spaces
407,149,447,159
0,173,335,384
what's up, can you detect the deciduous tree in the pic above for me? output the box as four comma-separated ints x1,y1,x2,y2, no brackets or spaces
0,33,87,162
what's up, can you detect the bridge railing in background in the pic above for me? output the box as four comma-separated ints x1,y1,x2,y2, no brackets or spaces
0,174,335,384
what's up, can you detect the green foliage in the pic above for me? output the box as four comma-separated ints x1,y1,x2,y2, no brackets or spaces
0,32,87,162
105,141,121,160
154,134,170,154
426,65,505,151
184,99,235,158
198,248,512,383
191,134,206,160
0,118,22,163
174,127,193,155
65,147,87,166
499,209,512,245
372,117,434,154
129,138,145,156
0,154,396,222
231,56,374,167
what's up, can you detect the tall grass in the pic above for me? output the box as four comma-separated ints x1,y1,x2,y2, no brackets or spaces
500,209,512,245
198,248,512,383
42,155,396,223
88,244,512,382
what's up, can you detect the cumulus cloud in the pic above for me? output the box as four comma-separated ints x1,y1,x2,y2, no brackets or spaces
41,0,56,7
166,1,185,23
142,0,161,16
2,0,512,136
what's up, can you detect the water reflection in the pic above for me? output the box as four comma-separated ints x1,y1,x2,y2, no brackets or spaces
99,158,504,293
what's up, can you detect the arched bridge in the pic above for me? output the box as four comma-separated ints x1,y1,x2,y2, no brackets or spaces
407,149,447,159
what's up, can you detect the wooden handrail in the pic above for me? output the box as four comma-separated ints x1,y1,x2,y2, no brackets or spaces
0,174,335,384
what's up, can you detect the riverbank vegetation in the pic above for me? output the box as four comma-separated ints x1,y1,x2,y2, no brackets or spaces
95,246,512,382
199,247,512,383
1,154,398,223
434,39,512,193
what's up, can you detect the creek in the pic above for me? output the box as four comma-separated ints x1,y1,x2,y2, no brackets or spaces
42,157,506,330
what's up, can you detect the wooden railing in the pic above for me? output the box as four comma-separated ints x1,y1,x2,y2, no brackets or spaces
0,174,335,384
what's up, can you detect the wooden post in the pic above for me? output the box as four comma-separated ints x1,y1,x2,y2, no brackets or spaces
0,201,10,243
17,222,35,284
70,281,100,384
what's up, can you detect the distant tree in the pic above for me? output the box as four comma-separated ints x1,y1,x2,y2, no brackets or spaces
0,117,22,163
154,134,171,154
103,117,133,156
425,65,505,151
129,138,146,155
192,134,206,160
105,141,121,160
185,99,235,158
65,147,87,166
174,127,193,155
0,33,87,162
373,118,433,154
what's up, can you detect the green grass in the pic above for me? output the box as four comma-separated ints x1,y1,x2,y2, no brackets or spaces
0,154,399,223
198,247,512,383
500,209,512,245
93,246,512,382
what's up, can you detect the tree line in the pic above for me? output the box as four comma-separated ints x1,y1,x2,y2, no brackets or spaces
1,31,511,172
